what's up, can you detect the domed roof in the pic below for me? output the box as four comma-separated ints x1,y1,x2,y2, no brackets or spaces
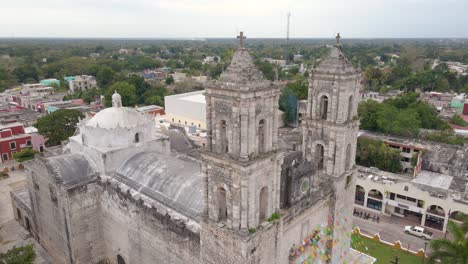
86,107,148,129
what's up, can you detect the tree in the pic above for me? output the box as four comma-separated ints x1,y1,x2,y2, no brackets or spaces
12,64,39,83
165,75,174,85
34,109,84,147
96,66,115,88
356,138,402,173
428,215,468,264
105,81,136,107
13,148,39,162
0,244,36,264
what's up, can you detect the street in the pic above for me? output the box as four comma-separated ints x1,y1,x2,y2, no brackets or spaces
352,208,445,254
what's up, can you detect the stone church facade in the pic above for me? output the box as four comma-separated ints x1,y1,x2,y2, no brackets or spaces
11,38,364,264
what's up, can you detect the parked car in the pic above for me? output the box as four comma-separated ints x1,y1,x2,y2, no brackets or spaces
404,226,433,240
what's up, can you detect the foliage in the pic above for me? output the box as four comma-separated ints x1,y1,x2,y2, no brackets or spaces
268,212,281,222
96,66,115,88
0,244,36,264
286,78,308,100
351,234,421,264
12,64,39,83
13,148,39,162
255,60,275,81
423,130,466,145
356,138,402,173
165,75,174,85
358,93,450,137
428,215,468,264
104,81,137,107
248,228,257,234
451,115,468,127
279,87,297,125
34,109,84,147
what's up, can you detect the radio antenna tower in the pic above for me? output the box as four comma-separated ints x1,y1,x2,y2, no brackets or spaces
286,12,291,64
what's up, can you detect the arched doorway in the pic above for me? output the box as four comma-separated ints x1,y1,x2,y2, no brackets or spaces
367,189,383,211
117,254,126,264
425,205,446,231
217,187,227,222
354,185,365,206
259,187,269,223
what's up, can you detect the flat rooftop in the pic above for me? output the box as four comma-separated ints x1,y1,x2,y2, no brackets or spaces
179,93,206,104
412,171,453,190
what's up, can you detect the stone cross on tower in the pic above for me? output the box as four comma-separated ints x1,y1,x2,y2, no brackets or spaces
237,31,246,49
336,33,341,45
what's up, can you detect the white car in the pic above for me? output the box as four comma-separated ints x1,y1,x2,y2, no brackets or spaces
404,226,433,240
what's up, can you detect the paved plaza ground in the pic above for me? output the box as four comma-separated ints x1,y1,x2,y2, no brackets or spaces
0,167,52,263
353,207,445,254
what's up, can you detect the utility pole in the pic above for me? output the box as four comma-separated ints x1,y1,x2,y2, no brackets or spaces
285,12,291,64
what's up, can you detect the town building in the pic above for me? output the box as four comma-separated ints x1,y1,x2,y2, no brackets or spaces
0,122,42,162
293,54,304,62
136,105,165,117
170,72,188,83
10,39,372,264
68,75,97,93
0,106,43,127
40,78,61,87
202,56,220,64
355,132,468,232
165,90,206,129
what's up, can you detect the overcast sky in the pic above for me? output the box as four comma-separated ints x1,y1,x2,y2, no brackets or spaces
1,0,467,38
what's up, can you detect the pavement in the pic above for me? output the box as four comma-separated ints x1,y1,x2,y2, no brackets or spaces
0,168,52,263
352,208,445,254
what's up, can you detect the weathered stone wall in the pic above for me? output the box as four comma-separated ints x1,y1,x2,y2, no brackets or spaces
200,221,280,264
97,181,202,264
67,183,106,264
25,159,73,264
280,198,331,264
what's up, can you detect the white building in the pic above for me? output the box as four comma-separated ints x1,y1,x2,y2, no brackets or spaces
164,90,206,129
69,75,97,93
202,56,220,64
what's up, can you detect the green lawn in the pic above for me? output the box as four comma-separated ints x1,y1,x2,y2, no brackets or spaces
351,234,423,264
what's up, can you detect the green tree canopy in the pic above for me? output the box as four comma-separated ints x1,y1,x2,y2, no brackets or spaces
0,244,36,264
428,214,468,264
104,81,137,107
356,138,402,173
96,66,115,88
33,109,84,147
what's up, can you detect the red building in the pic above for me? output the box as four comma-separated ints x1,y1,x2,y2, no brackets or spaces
0,123,32,162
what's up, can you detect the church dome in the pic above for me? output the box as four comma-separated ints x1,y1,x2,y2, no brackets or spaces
86,107,148,129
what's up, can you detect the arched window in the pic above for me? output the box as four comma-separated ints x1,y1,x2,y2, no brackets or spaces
316,144,325,170
427,205,445,217
348,95,354,121
345,144,352,170
355,185,365,205
220,120,228,153
258,120,265,154
259,187,269,223
319,95,329,120
134,133,140,143
217,187,227,222
117,255,126,264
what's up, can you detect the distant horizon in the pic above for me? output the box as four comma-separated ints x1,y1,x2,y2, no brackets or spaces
2,0,467,39
0,37,466,40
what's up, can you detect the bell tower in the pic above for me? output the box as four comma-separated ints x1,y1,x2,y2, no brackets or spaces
201,33,282,264
303,34,361,263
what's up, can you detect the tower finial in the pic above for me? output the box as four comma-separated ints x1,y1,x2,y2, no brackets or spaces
237,31,247,50
112,90,122,108
336,33,341,46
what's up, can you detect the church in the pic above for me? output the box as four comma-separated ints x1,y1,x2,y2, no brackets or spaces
11,35,370,264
